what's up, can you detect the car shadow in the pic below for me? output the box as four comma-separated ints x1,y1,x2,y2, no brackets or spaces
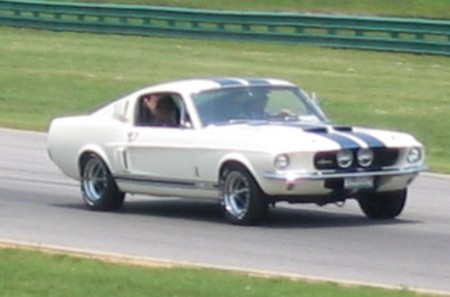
52,197,421,229
265,205,420,229
120,198,224,224
51,198,224,224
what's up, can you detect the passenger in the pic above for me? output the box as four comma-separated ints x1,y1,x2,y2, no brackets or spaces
150,95,179,127
153,95,179,127
143,94,159,116
139,94,159,126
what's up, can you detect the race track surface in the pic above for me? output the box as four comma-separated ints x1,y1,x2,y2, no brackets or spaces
1,128,449,294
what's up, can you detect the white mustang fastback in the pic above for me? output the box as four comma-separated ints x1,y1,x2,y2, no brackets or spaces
47,77,426,225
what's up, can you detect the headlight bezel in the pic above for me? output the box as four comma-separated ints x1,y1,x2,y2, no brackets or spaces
357,148,374,167
274,154,290,170
406,147,422,164
336,149,354,169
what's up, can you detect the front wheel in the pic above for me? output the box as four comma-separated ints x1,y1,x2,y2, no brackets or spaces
80,153,124,211
358,189,407,219
220,164,268,225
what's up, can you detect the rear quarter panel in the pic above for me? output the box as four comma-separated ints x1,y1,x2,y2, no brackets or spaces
47,115,128,180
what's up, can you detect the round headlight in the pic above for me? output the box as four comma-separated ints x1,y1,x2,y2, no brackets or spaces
336,150,353,169
274,154,289,170
357,148,374,167
406,148,422,163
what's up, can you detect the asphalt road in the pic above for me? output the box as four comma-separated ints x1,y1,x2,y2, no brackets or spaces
1,128,449,294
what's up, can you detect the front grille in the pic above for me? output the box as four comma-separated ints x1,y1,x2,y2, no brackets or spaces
314,148,399,170
373,148,399,167
314,152,338,170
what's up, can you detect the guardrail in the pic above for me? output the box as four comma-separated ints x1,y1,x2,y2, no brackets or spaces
1,0,449,55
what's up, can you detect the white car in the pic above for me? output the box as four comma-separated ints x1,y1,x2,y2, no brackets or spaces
47,77,427,225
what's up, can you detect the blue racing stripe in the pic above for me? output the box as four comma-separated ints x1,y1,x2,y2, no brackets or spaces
288,123,361,149
320,133,361,150
244,78,271,86
212,78,244,87
346,132,386,148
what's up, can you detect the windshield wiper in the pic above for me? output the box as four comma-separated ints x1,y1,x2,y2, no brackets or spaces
209,118,271,127
228,119,251,124
208,119,250,126
269,114,301,122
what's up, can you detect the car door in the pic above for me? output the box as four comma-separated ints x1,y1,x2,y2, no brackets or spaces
119,93,213,198
126,125,195,173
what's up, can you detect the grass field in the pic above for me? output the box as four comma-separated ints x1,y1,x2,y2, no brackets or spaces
1,27,449,172
59,0,450,19
0,247,436,297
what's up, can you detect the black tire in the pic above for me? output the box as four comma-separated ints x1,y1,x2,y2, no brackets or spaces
80,153,124,211
358,189,407,219
220,164,268,225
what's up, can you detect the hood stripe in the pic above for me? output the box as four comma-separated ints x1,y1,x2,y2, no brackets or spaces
316,132,361,150
244,78,271,86
331,130,368,148
293,124,385,150
346,132,386,148
212,78,244,87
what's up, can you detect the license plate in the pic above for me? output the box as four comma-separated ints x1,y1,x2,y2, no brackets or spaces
344,176,374,189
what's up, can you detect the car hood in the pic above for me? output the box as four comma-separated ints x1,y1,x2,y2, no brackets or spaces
203,122,422,153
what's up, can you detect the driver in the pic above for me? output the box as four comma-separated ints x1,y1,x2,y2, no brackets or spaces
141,94,179,127
245,91,270,120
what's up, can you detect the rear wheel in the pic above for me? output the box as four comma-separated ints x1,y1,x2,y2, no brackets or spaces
80,153,124,211
220,164,268,225
358,189,407,219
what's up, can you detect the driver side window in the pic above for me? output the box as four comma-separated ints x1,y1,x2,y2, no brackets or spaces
135,93,190,128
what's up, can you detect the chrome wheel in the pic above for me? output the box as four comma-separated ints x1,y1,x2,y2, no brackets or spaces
223,171,251,220
220,164,268,225
82,157,108,203
80,153,124,211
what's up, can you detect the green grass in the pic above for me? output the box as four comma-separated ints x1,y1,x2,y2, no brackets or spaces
59,0,450,19
1,27,449,172
0,248,435,297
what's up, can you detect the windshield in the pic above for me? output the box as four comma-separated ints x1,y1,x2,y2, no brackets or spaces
192,86,329,126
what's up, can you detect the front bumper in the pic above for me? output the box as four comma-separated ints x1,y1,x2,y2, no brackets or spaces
263,165,427,181
260,165,427,197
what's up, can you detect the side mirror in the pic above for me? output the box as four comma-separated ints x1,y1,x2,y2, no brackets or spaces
309,92,331,123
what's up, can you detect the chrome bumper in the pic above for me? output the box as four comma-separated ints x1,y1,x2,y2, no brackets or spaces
263,165,428,181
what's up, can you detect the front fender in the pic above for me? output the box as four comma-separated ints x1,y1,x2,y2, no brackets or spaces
218,152,273,191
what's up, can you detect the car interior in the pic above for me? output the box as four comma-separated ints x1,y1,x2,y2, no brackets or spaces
136,93,183,127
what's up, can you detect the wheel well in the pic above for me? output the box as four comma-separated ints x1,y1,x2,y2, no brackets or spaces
78,151,96,175
218,160,260,187
219,160,263,192
219,160,246,178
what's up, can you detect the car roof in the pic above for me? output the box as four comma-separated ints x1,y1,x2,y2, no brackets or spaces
137,77,296,95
